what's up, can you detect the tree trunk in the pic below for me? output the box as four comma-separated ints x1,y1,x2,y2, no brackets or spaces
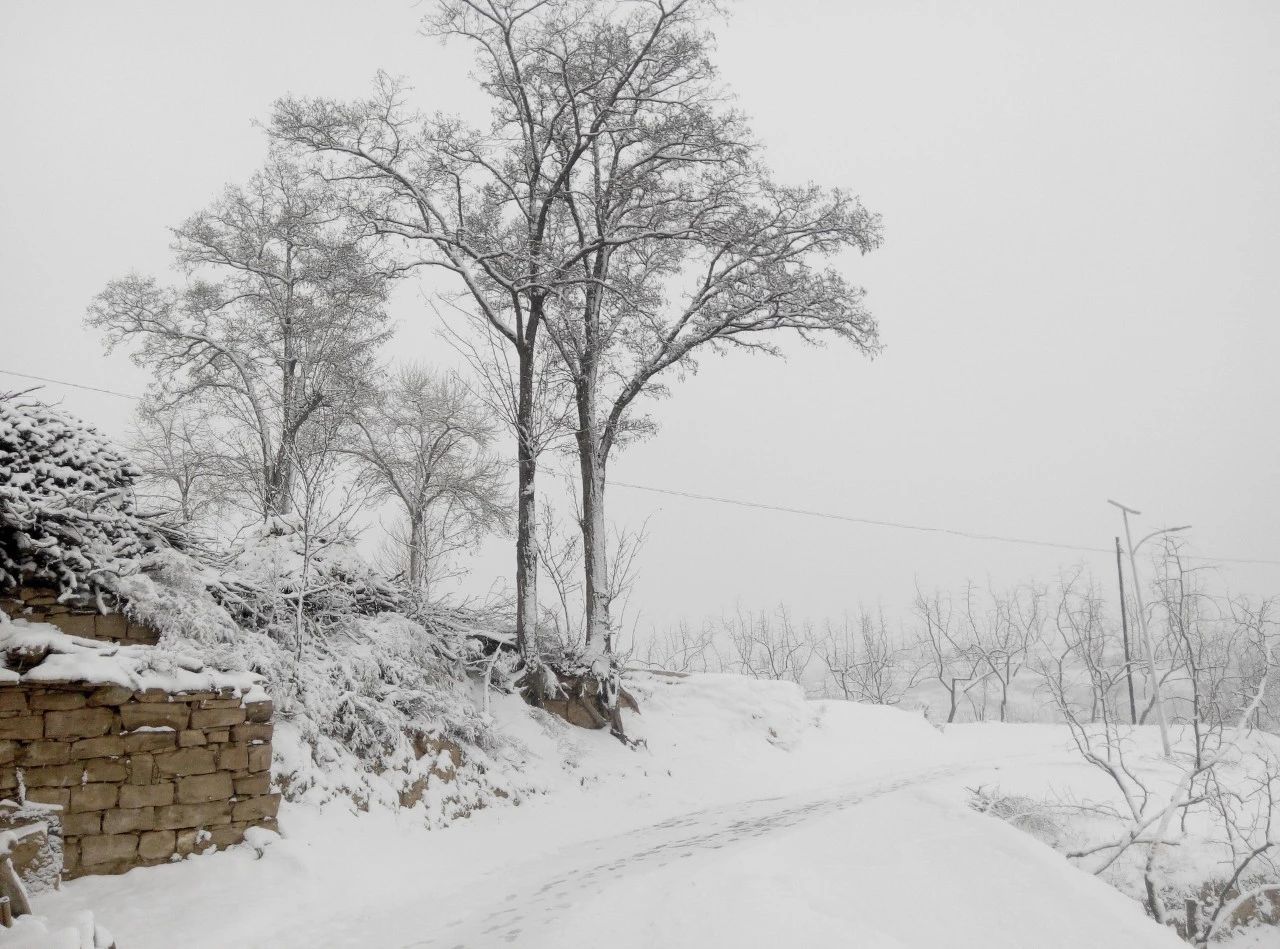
264,457,294,519
408,514,424,591
513,349,539,665
578,431,611,673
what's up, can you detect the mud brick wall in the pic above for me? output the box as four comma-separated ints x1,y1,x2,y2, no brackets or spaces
0,682,277,878
0,586,158,646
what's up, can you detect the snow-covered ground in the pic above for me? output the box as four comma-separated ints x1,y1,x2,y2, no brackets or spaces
10,674,1222,948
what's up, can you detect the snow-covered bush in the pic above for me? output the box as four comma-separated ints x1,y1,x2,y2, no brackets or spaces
968,785,1065,847
0,399,155,603
115,520,525,821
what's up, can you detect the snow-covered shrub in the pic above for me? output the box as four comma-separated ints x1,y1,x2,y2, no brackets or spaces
0,400,156,603
968,785,1065,847
115,520,526,821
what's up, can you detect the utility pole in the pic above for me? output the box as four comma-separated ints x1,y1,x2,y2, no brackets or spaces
1107,500,1190,759
1115,536,1138,724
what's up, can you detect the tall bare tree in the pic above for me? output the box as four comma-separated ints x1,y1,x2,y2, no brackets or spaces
488,0,882,675
349,365,508,595
87,157,392,521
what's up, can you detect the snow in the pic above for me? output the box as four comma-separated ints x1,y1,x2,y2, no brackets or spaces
19,672,1202,948
0,614,261,696
0,399,153,604
3,912,107,949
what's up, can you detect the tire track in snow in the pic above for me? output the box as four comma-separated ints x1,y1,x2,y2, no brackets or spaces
402,762,974,948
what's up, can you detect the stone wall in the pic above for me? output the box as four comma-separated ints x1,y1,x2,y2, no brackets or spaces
0,586,158,646
0,682,277,879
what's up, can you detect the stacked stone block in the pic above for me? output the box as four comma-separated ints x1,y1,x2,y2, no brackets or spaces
0,682,277,878
0,586,158,646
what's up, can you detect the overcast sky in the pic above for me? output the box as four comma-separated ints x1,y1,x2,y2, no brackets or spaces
2,0,1278,631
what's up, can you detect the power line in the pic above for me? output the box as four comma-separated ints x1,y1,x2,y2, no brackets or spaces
5,366,1279,567
551,471,1280,568
606,478,1113,555
0,369,141,401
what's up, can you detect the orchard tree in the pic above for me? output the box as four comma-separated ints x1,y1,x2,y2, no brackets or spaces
88,157,392,521
271,0,881,687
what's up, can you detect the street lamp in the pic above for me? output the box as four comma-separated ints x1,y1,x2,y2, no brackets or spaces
1107,499,1191,759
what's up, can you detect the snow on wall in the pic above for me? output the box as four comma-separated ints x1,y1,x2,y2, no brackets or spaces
0,617,277,880
1,586,158,646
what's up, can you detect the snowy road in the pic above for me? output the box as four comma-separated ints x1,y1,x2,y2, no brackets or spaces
401,766,967,948
288,753,1182,949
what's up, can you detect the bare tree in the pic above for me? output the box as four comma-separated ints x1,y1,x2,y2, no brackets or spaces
533,490,649,659
503,0,883,676
961,582,1046,723
1038,570,1279,934
348,365,508,596
722,604,815,690
270,34,574,661
126,401,225,527
820,608,922,705
87,157,391,521
913,588,993,723
637,619,722,675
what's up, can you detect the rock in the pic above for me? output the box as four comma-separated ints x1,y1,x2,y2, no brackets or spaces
29,691,87,711
102,807,156,834
0,716,43,741
176,772,232,804
70,736,125,760
246,744,271,773
123,731,177,754
231,723,272,744
217,743,248,772
233,774,270,797
45,707,114,739
119,782,175,809
232,793,281,823
0,804,61,893
137,829,175,861
69,783,118,813
126,752,155,784
86,686,134,707
81,757,128,783
190,706,246,730
154,747,216,777
156,800,232,831
120,703,189,731
79,833,138,866
45,613,95,637
23,763,85,788
61,811,102,836
93,614,127,640
18,740,72,767
24,787,69,809
0,692,28,713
